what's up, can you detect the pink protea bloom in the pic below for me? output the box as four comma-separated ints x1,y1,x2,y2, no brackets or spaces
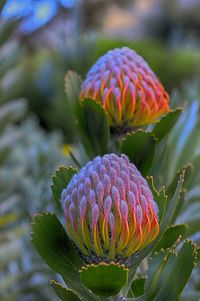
80,47,170,129
61,154,159,261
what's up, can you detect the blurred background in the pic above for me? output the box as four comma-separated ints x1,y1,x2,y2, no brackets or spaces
0,0,200,300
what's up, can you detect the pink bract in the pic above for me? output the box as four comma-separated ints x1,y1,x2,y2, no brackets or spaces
80,47,170,129
61,154,159,261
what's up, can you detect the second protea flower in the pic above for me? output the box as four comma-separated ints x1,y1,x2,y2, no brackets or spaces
61,154,159,262
80,47,170,129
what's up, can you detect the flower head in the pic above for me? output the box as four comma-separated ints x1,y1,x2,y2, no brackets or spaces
61,154,159,262
80,47,170,129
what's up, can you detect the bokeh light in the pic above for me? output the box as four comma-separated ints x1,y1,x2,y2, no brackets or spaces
1,0,76,33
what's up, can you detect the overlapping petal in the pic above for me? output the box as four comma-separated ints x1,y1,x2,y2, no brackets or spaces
61,154,159,261
80,47,170,128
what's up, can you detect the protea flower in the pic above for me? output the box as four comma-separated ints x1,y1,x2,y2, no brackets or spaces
61,154,159,262
80,47,170,129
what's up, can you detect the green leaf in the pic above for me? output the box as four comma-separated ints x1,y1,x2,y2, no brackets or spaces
165,166,191,225
64,71,89,150
51,166,77,209
31,213,83,275
31,213,98,301
50,280,82,301
170,189,186,225
65,72,109,157
147,177,167,223
152,108,182,142
80,263,128,297
121,130,156,176
64,71,82,108
129,171,185,274
177,202,200,237
176,112,200,169
186,155,200,189
154,224,188,252
160,170,185,231
152,241,196,301
81,98,109,155
196,247,200,262
64,71,91,156
145,250,168,301
167,165,192,199
128,278,146,297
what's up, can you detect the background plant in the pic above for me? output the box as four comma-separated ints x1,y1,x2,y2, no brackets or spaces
0,3,66,300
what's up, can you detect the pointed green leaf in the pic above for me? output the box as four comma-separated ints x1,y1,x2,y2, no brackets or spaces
154,224,188,252
64,71,91,153
145,250,168,301
165,166,191,225
170,189,186,225
31,213,97,301
186,155,200,190
160,170,185,231
51,166,77,209
152,108,182,142
158,188,167,223
145,237,182,301
50,280,82,301
177,201,200,237
177,113,200,169
31,213,83,277
81,98,109,156
196,247,200,262
65,72,109,157
64,71,82,109
80,263,128,297
129,171,185,272
147,176,167,223
128,278,146,297
153,241,196,301
167,165,192,199
121,130,157,176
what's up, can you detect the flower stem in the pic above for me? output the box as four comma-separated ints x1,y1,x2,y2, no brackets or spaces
68,149,82,168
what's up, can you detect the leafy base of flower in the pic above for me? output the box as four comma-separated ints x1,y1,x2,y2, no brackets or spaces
79,262,128,297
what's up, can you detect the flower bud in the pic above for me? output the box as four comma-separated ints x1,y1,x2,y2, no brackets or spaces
62,154,159,261
80,47,170,129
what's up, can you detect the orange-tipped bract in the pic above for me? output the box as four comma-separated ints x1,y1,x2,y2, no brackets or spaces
61,154,159,262
80,47,170,129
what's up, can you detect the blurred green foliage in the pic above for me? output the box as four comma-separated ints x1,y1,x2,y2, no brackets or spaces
0,6,65,300
0,117,64,301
